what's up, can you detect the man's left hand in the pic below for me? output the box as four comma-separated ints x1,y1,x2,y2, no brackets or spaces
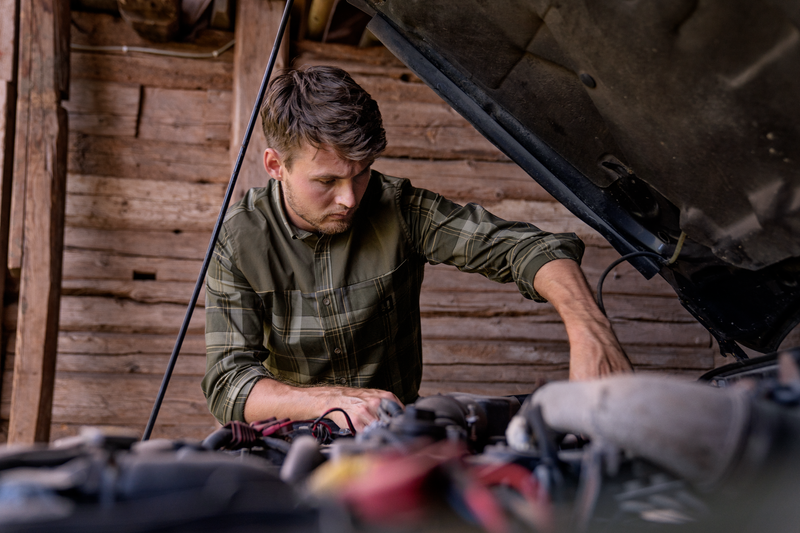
565,312,632,381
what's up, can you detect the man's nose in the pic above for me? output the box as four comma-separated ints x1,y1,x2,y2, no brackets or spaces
335,180,356,209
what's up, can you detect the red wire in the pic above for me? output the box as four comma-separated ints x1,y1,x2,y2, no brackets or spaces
312,421,332,442
249,407,356,443
261,419,296,436
251,417,280,432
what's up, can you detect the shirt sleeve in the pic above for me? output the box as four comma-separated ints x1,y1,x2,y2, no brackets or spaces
201,224,272,424
399,183,585,303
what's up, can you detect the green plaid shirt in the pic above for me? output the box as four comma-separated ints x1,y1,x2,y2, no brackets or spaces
202,172,584,423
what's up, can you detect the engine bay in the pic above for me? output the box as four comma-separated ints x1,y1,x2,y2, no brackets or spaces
3,349,800,532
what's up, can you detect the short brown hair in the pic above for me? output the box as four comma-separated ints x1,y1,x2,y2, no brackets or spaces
260,66,387,169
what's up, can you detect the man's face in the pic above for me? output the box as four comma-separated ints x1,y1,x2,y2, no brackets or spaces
264,143,372,235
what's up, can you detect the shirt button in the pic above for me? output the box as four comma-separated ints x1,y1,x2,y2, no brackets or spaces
323,298,331,306
334,348,342,354
338,377,347,385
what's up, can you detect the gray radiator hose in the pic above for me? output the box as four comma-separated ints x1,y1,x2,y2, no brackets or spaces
509,375,752,487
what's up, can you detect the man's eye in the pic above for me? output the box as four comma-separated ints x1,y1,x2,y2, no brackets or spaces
319,179,335,185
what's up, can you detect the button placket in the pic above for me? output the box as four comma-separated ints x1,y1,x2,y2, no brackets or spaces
314,236,350,387
317,290,348,384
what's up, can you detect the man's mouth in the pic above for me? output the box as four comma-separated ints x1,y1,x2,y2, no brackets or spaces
328,210,354,220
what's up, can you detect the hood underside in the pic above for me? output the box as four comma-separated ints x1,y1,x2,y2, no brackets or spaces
350,0,800,356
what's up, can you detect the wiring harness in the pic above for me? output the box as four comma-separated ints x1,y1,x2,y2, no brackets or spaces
201,407,357,451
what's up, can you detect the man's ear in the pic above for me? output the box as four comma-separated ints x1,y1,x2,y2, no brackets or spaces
263,148,283,181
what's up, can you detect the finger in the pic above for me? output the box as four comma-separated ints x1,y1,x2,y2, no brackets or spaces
377,390,403,406
351,409,379,432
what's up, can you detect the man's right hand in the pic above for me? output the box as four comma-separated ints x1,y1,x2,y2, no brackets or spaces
310,386,402,431
243,378,403,432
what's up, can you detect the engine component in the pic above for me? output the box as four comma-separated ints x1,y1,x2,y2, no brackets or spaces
512,375,750,487
280,435,325,484
382,393,521,451
508,373,800,491
0,429,317,533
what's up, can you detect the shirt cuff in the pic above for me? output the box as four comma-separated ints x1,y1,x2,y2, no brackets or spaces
514,232,586,302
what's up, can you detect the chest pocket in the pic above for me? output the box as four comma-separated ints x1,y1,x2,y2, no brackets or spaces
339,257,420,356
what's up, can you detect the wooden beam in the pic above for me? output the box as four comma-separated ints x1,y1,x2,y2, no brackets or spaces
7,0,69,444
71,52,233,92
0,0,20,425
64,226,210,260
421,339,715,371
422,316,711,348
8,0,69,275
61,79,141,138
0,83,16,426
55,353,207,376
65,175,226,232
58,331,207,356
68,133,231,184
1,0,20,83
138,87,232,144
116,0,181,43
50,372,214,427
230,0,289,202
50,422,218,442
59,296,204,335
63,249,203,283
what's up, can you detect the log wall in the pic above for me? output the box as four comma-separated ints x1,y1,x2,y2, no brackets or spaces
2,10,798,442
2,12,232,441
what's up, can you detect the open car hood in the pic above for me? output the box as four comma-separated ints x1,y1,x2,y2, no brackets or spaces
350,0,800,357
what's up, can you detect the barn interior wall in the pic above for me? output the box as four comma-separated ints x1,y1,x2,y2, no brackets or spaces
2,8,797,442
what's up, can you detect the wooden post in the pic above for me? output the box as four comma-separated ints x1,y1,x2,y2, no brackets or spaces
0,0,20,414
7,0,69,444
306,0,335,40
0,0,19,82
230,0,290,202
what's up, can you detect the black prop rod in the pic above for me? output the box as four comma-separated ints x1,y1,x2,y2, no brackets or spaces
142,0,294,441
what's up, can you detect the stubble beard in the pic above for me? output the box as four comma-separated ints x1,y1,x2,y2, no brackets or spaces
282,181,355,235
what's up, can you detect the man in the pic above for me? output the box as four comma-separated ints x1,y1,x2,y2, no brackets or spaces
202,66,632,431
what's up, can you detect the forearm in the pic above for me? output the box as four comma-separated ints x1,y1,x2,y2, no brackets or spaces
244,378,342,422
244,377,402,431
533,258,609,334
533,258,632,379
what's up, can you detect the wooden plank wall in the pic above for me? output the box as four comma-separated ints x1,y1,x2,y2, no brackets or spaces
2,12,232,441
2,10,799,442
